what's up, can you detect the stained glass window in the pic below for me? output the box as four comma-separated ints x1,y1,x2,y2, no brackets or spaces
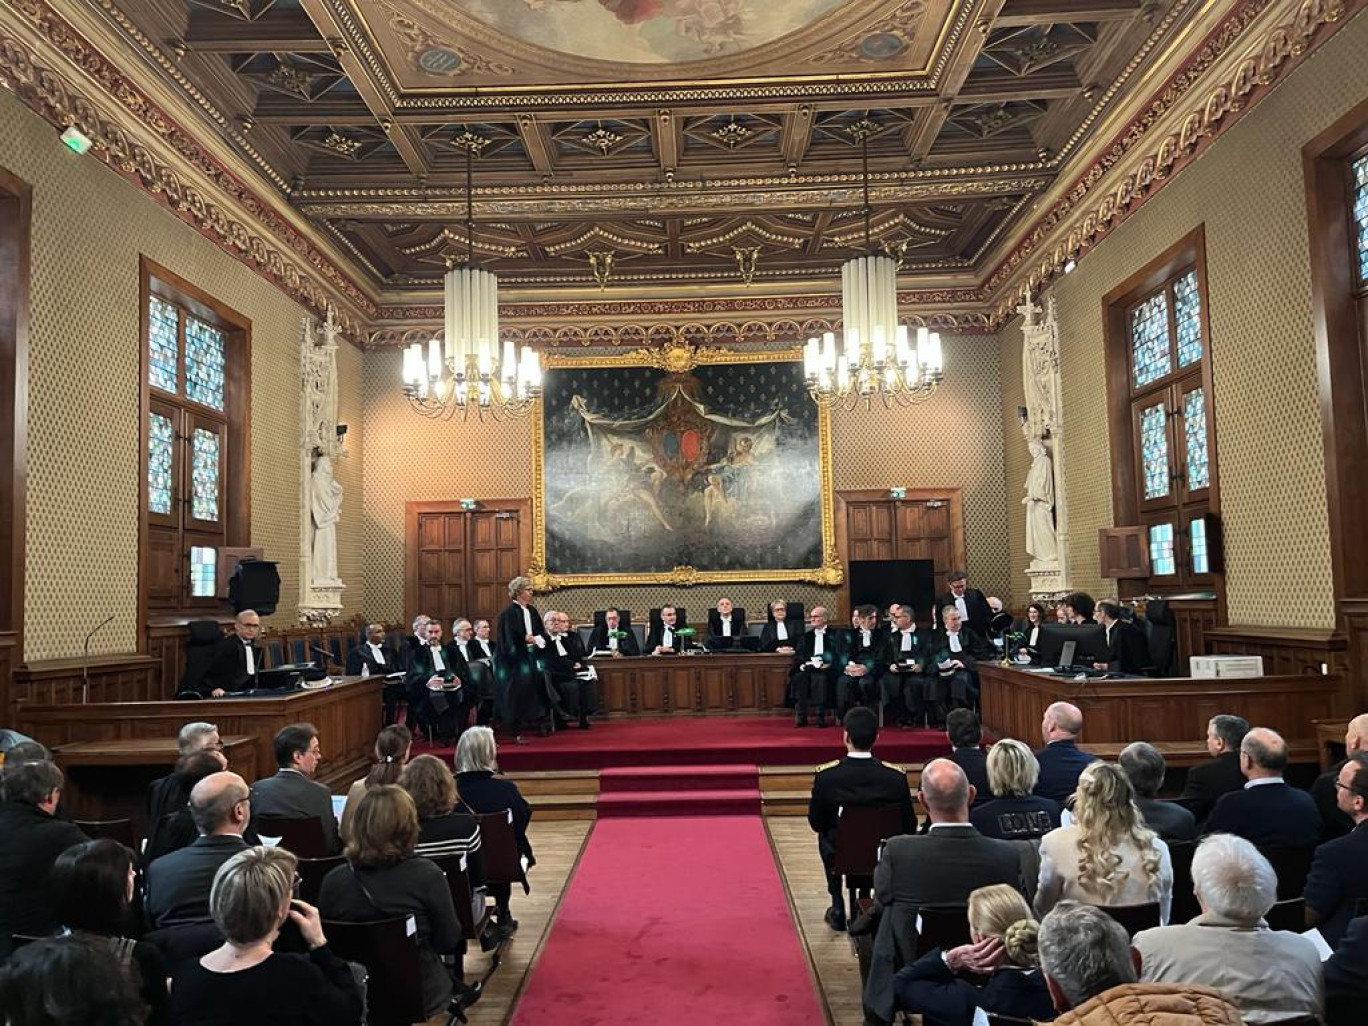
1190,517,1209,575
149,412,174,515
148,296,179,392
1354,153,1368,283
1150,522,1176,576
1130,292,1171,388
191,429,220,522
1141,403,1170,499
189,545,216,598
185,316,226,410
1174,270,1203,367
1184,387,1210,491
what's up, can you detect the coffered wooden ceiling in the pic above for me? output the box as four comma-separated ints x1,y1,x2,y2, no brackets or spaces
102,0,1191,291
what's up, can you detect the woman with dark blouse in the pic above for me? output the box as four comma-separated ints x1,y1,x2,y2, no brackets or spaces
317,785,473,1017
453,727,533,938
49,839,169,1026
969,739,1062,841
168,846,362,1026
401,754,485,885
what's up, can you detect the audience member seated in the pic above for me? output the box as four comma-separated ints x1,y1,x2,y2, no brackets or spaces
758,599,801,654
338,724,411,843
894,883,1056,1025
585,607,640,657
835,604,883,714
0,935,149,1026
542,610,597,729
344,622,392,677
1034,701,1099,804
1013,602,1048,661
146,771,252,929
945,709,990,807
143,748,230,867
1310,712,1367,842
1324,914,1368,1026
971,739,1062,841
49,839,169,1024
318,786,472,1017
453,727,533,939
1118,742,1197,842
863,760,1025,1024
200,610,263,697
875,603,931,727
1178,714,1250,826
1092,601,1147,674
402,755,485,880
171,846,363,1026
1304,751,1368,947
706,596,746,647
1036,762,1173,923
927,606,989,723
147,722,224,828
249,723,341,855
1037,902,1242,1026
1132,833,1322,1024
645,604,686,654
0,760,88,950
935,569,993,636
790,606,838,728
806,707,915,932
0,739,49,799
1204,726,1319,847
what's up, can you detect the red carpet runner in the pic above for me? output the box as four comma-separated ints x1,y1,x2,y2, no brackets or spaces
509,815,825,1026
597,764,761,817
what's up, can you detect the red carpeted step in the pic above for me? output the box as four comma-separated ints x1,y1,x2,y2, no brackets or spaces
598,763,758,793
596,787,762,817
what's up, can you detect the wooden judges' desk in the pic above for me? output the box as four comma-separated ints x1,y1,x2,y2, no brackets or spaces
15,675,381,791
589,652,793,715
979,664,1343,765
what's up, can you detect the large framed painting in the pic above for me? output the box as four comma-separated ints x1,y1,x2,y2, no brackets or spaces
529,343,841,588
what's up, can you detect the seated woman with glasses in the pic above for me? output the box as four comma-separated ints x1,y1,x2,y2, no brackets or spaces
169,846,362,1026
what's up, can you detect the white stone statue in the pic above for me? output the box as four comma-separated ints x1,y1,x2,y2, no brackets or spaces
1019,290,1060,441
309,454,343,586
1023,437,1058,563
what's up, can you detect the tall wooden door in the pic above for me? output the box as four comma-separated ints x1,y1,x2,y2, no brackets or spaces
404,500,531,628
834,489,965,614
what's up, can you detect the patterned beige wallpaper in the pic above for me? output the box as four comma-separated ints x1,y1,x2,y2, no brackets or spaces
0,91,366,660
361,334,1010,625
996,8,1368,629
997,334,1031,609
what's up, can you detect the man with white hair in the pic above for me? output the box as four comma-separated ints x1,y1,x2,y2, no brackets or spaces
1132,834,1322,1023
147,721,224,829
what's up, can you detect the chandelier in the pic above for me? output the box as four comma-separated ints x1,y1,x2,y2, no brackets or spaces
804,121,945,409
401,143,542,420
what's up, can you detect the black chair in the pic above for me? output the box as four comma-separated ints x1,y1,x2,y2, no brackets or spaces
1167,839,1200,925
296,855,345,905
1140,599,1176,677
1266,896,1306,932
324,917,436,1026
74,818,138,850
1259,844,1315,899
831,804,908,914
1098,902,1162,937
915,905,972,958
253,816,329,859
476,812,524,888
176,620,224,697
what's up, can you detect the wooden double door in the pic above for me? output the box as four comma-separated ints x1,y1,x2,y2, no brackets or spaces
404,500,531,629
835,488,966,604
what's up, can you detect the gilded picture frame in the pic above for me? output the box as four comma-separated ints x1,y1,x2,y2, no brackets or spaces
527,343,842,590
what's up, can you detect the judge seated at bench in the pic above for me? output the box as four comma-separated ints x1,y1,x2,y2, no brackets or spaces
706,597,747,648
345,622,392,676
587,607,640,656
1092,601,1147,674
645,605,685,654
759,599,803,654
542,610,596,730
200,610,263,697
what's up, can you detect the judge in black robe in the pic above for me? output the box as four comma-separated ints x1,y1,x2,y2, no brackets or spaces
586,607,641,656
759,600,803,653
200,612,264,696
875,604,931,725
541,611,596,728
789,608,840,727
706,598,747,649
926,606,990,722
494,578,550,739
405,621,469,744
934,572,994,636
836,605,885,714
644,605,686,654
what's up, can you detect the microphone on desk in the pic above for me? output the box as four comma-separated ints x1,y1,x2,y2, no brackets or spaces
82,614,116,704
309,645,333,668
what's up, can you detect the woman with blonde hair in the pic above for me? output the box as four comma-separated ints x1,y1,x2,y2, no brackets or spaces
970,738,1061,840
894,883,1056,1024
1035,761,1173,922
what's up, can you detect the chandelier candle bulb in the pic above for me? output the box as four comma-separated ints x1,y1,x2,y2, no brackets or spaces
427,338,441,380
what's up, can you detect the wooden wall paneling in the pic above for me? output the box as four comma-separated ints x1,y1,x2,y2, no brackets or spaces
1203,626,1348,681
1166,598,1218,672
834,490,966,618
10,655,162,708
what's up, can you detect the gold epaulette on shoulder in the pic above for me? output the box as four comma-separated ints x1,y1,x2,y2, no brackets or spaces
815,758,840,772
882,761,906,773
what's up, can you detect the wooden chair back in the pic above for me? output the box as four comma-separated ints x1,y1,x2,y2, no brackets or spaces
831,804,907,878
295,855,345,905
1098,901,1161,937
324,917,426,1026
429,853,491,942
74,818,138,850
915,905,972,958
476,811,524,886
253,815,329,859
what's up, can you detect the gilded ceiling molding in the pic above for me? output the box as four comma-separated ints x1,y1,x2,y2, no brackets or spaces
982,0,1361,324
0,0,379,337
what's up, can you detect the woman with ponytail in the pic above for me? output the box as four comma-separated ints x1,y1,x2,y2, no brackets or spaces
339,724,412,842
894,883,1057,1024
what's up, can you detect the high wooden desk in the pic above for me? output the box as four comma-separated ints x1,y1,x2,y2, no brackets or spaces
16,676,380,790
589,652,794,715
979,664,1342,766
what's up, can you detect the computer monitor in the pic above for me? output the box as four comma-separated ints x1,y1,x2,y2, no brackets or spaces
1036,622,1107,669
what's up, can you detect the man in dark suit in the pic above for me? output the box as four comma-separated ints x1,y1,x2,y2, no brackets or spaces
1305,752,1368,947
808,707,914,932
876,603,930,727
645,604,686,654
1325,914,1368,1026
1310,712,1367,842
1178,713,1249,825
345,622,392,676
945,709,991,807
542,610,596,729
248,723,341,855
705,596,746,648
934,569,993,636
1204,727,1320,847
586,607,640,657
1118,741,1197,841
1091,601,1148,674
1034,701,1098,804
200,609,262,696
835,604,884,714
145,770,251,928
405,618,467,743
790,606,839,728
147,721,223,829
0,760,88,952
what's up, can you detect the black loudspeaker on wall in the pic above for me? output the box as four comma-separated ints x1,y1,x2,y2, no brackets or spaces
848,559,937,622
228,559,281,616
